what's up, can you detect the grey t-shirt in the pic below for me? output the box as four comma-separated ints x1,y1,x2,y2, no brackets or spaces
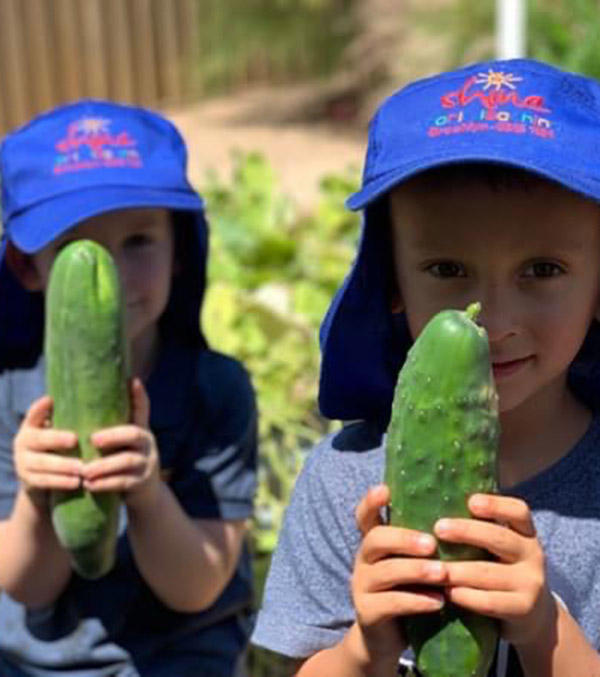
252,416,600,674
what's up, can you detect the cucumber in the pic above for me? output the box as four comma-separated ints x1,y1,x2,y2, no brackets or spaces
45,240,130,580
385,302,499,676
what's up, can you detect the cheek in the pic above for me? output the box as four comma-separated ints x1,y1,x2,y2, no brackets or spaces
404,307,441,342
532,306,592,363
402,288,464,340
128,266,169,299
122,248,173,285
31,253,55,291
145,257,174,307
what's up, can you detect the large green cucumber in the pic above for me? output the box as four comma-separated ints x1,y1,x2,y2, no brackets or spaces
45,239,130,580
385,302,500,677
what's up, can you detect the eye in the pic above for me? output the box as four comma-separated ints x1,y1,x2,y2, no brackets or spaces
523,261,565,278
425,261,466,278
125,233,154,249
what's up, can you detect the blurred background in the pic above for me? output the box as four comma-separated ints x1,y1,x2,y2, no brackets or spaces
1,1,599,673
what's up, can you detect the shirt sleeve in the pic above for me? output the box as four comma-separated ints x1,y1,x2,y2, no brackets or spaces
251,435,370,658
169,352,258,521
0,373,20,519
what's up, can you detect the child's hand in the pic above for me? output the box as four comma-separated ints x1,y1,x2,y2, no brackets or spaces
83,378,161,512
351,484,446,664
435,493,556,648
13,395,81,506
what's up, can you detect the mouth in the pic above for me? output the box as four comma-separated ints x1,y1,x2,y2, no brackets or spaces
491,356,533,379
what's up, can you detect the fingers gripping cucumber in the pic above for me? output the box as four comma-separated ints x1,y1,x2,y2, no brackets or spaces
45,240,130,579
385,302,500,676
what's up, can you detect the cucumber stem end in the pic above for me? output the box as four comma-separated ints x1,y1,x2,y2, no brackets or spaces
465,301,481,322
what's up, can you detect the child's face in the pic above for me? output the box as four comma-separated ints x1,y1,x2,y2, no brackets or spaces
389,178,600,415
31,208,175,350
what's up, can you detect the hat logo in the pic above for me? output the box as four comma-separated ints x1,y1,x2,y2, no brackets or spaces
474,70,522,91
430,70,554,139
441,70,550,114
54,117,143,174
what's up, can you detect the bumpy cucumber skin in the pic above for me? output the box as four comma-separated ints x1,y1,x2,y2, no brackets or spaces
385,303,499,677
45,240,130,580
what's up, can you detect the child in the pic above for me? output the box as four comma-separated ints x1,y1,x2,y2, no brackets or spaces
251,58,600,675
0,101,257,676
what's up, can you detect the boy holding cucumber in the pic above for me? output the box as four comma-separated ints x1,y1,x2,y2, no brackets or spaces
0,101,257,676
252,59,600,675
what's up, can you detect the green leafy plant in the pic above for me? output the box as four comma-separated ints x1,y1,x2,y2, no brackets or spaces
201,151,360,675
201,151,360,555
426,0,600,78
196,0,356,92
529,0,600,79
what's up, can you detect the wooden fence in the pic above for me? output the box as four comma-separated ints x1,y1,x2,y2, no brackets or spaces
0,0,201,136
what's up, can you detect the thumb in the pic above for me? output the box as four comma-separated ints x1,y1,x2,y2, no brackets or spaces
355,484,390,537
24,395,54,428
130,378,150,428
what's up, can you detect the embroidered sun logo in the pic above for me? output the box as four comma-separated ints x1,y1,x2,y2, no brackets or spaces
76,117,111,135
474,70,523,91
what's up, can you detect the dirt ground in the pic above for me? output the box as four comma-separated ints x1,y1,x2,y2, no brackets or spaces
162,1,457,213
165,83,367,212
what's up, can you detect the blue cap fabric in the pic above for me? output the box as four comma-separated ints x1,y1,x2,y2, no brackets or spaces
1,100,205,252
319,58,600,422
0,99,208,371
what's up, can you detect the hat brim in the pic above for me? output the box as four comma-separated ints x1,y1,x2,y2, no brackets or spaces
346,153,600,211
8,184,205,253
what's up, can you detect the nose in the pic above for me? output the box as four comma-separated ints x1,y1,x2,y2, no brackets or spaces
103,249,132,295
473,284,519,344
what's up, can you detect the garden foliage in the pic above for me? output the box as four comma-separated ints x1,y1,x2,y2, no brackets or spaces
200,151,360,555
436,0,600,80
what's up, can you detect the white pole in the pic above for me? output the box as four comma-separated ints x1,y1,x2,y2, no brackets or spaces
496,0,527,59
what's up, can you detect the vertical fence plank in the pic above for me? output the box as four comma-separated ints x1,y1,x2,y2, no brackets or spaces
105,0,135,102
0,0,31,130
195,0,214,92
50,0,84,104
0,61,7,135
130,0,159,104
154,0,182,102
0,3,7,135
80,0,109,98
0,70,6,136
23,0,57,115
176,0,201,98
0,0,202,137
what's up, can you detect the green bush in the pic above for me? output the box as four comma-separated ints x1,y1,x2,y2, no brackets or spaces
201,151,360,555
200,152,360,675
529,0,600,79
421,0,600,79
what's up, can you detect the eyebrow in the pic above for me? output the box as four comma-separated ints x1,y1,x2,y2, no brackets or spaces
406,234,592,254
126,216,166,229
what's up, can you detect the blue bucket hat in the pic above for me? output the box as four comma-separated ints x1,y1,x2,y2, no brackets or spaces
0,99,208,371
319,57,600,423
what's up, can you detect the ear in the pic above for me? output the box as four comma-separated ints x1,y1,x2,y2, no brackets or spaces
4,242,44,291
